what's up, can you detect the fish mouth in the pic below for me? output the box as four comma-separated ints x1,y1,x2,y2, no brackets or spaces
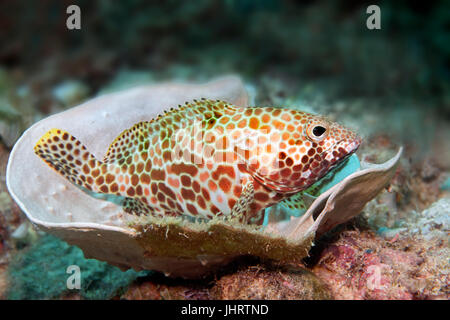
324,135,362,166
343,135,362,154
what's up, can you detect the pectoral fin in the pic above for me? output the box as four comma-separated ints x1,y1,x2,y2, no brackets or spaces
123,197,153,216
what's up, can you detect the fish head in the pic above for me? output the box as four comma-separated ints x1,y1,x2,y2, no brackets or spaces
245,109,362,194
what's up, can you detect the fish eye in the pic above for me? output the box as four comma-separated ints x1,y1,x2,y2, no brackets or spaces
306,122,328,142
312,126,326,137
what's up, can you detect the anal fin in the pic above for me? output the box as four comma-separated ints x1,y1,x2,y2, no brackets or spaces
123,197,153,216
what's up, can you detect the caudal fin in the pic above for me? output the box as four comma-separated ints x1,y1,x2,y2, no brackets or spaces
34,129,107,193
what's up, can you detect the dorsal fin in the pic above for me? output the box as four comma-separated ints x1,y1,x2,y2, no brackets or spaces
173,98,237,119
155,98,237,120
102,99,237,164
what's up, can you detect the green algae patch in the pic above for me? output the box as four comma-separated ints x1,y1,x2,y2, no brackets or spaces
130,215,314,264
6,235,148,299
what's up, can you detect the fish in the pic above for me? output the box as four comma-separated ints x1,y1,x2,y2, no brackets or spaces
34,99,361,225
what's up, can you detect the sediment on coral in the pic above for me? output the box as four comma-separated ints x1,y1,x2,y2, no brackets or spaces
131,214,314,265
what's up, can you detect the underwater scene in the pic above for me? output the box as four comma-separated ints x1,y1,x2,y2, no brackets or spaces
0,1,448,301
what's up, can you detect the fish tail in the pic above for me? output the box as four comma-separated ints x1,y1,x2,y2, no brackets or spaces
34,128,108,193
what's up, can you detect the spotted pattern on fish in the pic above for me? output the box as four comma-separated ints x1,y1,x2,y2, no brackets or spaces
34,99,361,224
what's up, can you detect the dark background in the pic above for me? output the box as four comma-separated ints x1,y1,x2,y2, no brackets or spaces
1,0,448,102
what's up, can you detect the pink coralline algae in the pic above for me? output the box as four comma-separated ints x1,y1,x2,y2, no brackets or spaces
311,230,449,300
